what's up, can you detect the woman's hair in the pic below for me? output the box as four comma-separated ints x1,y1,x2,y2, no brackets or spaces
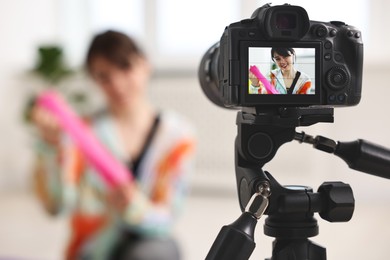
271,47,296,62
85,30,144,73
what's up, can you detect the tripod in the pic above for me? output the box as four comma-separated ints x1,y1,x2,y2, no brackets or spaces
205,107,390,260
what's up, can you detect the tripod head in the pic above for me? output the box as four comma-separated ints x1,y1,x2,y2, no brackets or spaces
206,107,390,260
235,106,333,210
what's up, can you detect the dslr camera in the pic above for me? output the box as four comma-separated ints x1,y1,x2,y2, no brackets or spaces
199,3,363,108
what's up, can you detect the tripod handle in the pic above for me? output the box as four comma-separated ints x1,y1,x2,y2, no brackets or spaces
335,139,390,179
205,212,257,260
295,133,390,179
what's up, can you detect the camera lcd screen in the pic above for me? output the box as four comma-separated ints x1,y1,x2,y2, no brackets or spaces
242,42,320,105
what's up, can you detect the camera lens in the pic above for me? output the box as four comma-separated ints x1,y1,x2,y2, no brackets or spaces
275,13,297,29
198,42,225,108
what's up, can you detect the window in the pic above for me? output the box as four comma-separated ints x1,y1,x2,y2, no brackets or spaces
59,0,369,72
88,0,144,38
155,0,240,68
276,0,369,34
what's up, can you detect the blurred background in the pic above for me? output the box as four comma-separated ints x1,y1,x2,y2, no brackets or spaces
1,0,390,259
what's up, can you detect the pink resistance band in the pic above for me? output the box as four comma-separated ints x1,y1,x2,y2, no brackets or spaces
37,90,132,188
249,65,279,94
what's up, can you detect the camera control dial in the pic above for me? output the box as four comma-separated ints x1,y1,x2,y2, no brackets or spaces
326,66,350,90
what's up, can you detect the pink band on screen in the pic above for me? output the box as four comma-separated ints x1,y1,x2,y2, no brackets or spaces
249,65,279,94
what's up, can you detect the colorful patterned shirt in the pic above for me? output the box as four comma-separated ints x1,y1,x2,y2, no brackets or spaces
35,110,196,259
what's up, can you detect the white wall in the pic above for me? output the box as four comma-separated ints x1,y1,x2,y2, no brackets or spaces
1,0,390,192
0,1,390,259
0,0,61,190
366,0,390,65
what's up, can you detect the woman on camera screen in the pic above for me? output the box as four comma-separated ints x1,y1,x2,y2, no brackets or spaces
248,47,313,95
269,47,312,94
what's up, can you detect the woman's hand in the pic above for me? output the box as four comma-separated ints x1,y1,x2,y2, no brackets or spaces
107,181,135,213
249,71,260,87
31,106,62,147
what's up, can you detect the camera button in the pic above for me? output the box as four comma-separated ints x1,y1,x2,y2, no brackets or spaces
324,53,332,61
347,30,354,37
330,29,337,37
337,94,346,103
354,32,361,38
315,25,328,37
324,41,332,49
335,53,343,62
328,94,336,102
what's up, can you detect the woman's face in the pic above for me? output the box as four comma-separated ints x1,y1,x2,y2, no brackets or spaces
273,52,294,72
90,56,150,109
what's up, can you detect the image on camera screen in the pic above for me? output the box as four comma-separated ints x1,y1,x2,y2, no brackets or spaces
248,47,315,95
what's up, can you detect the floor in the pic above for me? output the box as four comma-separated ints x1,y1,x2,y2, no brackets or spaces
1,186,390,260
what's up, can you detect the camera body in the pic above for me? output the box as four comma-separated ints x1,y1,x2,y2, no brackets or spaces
201,3,363,108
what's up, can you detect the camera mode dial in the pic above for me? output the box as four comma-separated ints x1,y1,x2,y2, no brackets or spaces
313,24,328,38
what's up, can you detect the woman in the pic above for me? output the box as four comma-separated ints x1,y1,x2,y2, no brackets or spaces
32,30,195,260
269,47,312,94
